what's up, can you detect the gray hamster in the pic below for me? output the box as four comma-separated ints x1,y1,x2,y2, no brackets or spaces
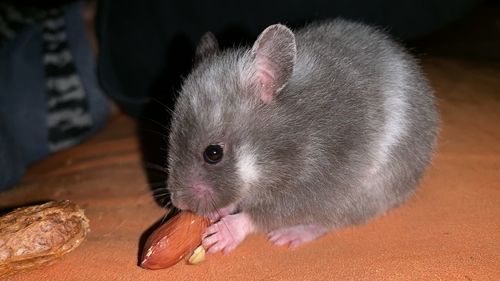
166,19,439,254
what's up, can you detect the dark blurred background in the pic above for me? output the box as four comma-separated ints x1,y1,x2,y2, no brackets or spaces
94,0,495,118
1,0,498,197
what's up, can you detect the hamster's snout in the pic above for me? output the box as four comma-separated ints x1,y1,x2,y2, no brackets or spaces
191,182,214,200
170,192,188,210
170,182,216,213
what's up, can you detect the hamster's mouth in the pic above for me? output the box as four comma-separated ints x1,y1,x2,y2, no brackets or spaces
169,190,215,214
192,200,239,217
175,197,220,217
204,201,241,222
170,187,241,218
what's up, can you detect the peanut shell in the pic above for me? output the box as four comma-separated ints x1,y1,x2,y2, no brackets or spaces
0,201,89,278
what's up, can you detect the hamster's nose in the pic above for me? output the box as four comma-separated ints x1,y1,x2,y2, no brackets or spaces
191,183,213,199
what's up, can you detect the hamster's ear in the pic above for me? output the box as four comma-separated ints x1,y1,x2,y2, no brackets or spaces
251,24,296,104
195,32,219,63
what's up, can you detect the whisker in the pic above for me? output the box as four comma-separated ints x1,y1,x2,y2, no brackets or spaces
152,194,170,200
149,191,170,200
193,197,201,216
148,183,168,189
160,207,177,225
149,97,174,115
148,180,167,184
207,193,236,243
163,200,172,206
138,127,170,139
149,188,169,194
143,162,168,174
145,169,168,176
139,116,169,130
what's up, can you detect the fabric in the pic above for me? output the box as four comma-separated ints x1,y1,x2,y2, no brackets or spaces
0,1,109,190
41,7,93,152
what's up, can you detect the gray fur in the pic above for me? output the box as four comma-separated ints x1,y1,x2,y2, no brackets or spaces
167,19,439,232
194,32,219,63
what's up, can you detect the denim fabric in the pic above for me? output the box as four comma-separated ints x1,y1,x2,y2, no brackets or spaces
0,1,109,191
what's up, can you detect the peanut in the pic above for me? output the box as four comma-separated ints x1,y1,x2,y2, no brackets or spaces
0,201,89,278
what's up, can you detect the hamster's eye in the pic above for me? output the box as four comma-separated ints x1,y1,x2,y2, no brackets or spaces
203,144,224,164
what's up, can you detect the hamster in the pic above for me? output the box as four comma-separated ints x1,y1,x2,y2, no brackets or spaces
166,19,439,254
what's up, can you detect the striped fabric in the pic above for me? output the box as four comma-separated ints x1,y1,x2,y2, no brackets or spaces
41,8,93,151
0,3,93,152
0,3,41,46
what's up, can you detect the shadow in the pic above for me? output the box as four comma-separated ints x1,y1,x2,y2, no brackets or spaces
408,0,500,62
136,208,180,267
0,199,53,216
216,25,253,49
136,116,171,208
137,33,194,208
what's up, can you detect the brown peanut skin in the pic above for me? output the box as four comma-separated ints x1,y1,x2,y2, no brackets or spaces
140,211,210,269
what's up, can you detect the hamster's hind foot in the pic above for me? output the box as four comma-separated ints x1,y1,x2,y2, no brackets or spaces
268,224,327,249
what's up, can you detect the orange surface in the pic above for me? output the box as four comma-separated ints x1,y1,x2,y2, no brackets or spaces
1,57,499,280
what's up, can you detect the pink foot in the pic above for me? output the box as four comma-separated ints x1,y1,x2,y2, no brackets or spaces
268,224,328,249
202,212,254,254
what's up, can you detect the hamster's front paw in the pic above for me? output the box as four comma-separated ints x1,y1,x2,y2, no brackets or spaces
268,224,328,249
202,212,254,254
